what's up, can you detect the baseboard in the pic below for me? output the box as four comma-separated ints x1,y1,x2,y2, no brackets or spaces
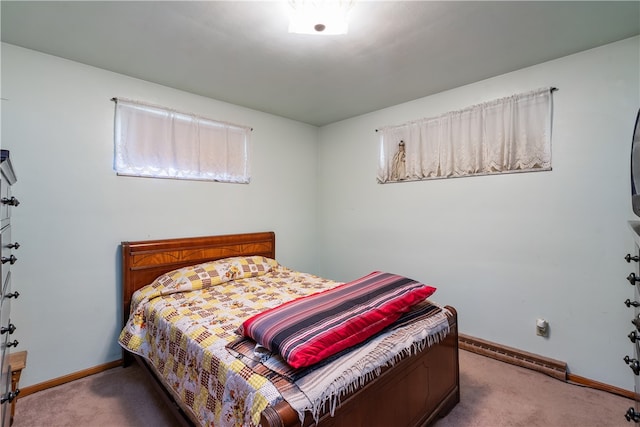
459,333,568,380
567,373,636,400
459,334,635,400
17,359,123,398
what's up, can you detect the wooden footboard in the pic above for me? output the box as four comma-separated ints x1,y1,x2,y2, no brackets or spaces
121,232,460,427
260,306,459,427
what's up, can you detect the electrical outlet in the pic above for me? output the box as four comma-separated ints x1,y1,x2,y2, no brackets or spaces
536,318,548,337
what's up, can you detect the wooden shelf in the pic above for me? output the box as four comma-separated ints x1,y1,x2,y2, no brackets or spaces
9,351,27,426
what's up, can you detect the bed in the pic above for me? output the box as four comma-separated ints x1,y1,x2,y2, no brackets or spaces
119,231,459,427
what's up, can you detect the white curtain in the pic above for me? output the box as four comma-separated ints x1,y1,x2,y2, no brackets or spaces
114,99,251,183
377,87,553,183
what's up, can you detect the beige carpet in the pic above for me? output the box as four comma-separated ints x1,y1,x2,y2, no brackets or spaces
433,351,632,427
13,350,634,427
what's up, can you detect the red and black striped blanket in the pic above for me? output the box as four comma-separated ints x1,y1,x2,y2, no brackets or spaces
229,298,443,381
236,271,437,368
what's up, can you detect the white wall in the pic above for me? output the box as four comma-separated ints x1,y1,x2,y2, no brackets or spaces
1,43,319,388
317,36,640,390
3,36,640,392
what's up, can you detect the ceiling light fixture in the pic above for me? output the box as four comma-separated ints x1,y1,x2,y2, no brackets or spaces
288,0,355,35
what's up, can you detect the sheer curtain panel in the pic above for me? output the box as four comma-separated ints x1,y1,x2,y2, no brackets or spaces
114,99,251,183
377,87,553,183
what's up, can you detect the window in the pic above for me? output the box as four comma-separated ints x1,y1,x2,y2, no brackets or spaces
114,98,251,183
377,87,554,183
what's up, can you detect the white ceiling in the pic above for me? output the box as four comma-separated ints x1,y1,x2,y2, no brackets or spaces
2,1,639,126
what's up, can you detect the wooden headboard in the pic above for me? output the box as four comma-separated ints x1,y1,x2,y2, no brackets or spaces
121,231,275,325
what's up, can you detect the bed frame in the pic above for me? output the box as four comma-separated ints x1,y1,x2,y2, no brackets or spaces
121,231,459,427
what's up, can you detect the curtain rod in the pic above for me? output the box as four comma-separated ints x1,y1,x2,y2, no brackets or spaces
374,87,558,132
110,97,253,131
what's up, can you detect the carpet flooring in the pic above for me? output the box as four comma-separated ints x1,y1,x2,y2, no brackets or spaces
12,349,635,427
